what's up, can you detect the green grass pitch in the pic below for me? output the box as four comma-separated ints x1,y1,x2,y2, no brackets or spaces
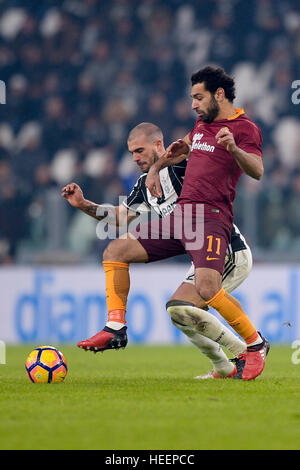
1,344,300,450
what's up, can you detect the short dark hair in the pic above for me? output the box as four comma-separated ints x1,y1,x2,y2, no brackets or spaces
191,66,236,102
128,122,163,143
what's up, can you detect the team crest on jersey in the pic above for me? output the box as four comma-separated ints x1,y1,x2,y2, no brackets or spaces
191,132,215,153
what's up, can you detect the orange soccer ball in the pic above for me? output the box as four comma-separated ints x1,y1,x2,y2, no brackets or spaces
25,346,68,383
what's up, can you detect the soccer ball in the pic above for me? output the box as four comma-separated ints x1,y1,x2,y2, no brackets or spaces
25,346,68,383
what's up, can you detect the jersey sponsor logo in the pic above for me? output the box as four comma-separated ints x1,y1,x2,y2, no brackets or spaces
158,201,177,217
191,132,215,153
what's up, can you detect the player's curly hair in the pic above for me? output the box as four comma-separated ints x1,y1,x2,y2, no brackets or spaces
191,66,236,102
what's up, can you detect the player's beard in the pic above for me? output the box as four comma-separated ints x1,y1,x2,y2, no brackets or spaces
143,150,159,173
199,96,220,124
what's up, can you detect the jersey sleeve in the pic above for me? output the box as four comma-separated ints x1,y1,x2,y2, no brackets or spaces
122,176,150,214
236,122,263,158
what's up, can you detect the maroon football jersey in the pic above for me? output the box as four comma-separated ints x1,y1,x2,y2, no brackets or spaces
177,109,262,228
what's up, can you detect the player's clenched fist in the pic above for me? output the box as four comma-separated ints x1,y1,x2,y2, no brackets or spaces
61,182,84,208
215,127,237,153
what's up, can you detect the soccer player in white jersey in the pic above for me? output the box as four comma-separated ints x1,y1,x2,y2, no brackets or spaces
62,122,253,379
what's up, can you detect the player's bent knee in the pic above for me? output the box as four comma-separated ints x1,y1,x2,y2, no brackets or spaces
168,282,207,309
195,268,222,301
103,239,128,262
196,284,220,302
103,237,148,263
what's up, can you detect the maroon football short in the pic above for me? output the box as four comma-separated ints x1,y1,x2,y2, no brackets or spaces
133,205,231,274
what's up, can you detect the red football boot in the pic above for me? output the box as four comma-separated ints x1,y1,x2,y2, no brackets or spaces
77,326,128,352
239,334,270,381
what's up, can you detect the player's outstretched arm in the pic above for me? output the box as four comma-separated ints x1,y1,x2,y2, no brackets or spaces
146,134,191,198
61,182,104,220
61,182,135,226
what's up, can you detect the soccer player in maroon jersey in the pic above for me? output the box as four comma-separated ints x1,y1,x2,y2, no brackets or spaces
76,66,269,381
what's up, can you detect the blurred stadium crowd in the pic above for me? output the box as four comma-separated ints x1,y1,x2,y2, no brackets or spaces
0,0,299,263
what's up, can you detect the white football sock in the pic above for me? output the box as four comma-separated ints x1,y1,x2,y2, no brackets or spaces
105,321,125,330
167,303,246,357
172,320,235,376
